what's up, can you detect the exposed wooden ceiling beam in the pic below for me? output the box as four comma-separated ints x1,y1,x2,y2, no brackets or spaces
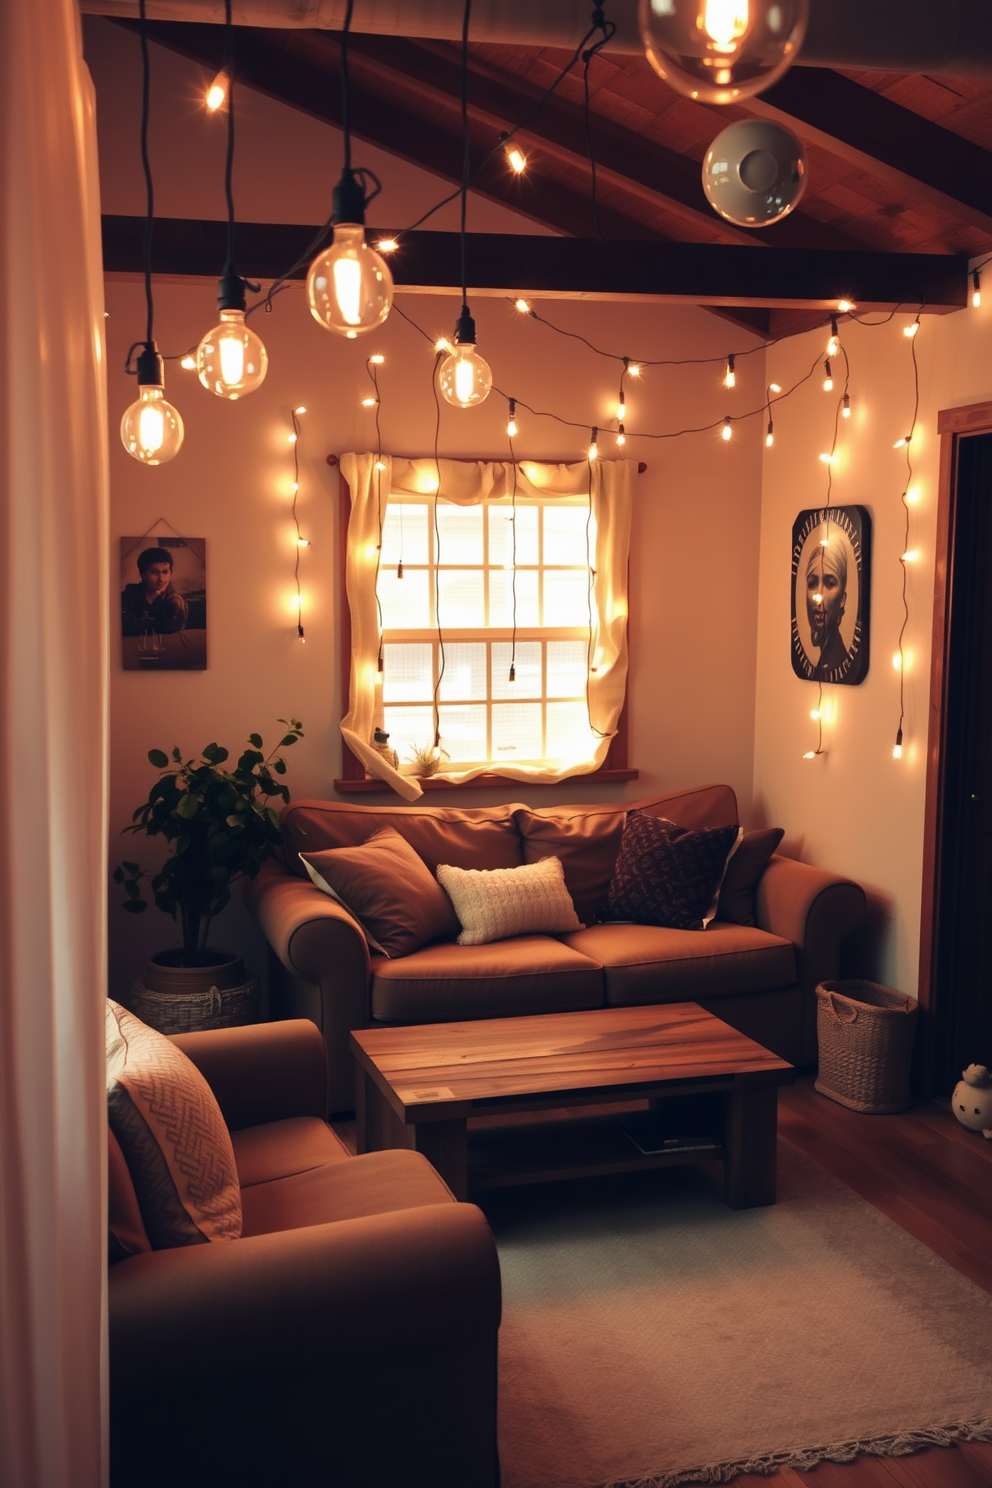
129,19,671,244
340,33,867,255
101,215,968,312
750,67,992,236
132,20,869,255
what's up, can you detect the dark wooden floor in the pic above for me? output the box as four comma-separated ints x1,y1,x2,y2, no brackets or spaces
335,1078,992,1485
735,1079,992,1488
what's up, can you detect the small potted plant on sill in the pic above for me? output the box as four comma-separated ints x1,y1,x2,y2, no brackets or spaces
114,719,303,998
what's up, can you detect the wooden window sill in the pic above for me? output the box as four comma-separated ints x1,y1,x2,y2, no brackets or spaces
333,768,640,794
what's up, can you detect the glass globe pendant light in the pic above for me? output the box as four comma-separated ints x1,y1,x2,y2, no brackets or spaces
120,0,184,464
438,306,492,408
638,0,809,104
195,0,268,398
436,4,492,410
121,344,184,464
197,267,268,399
306,170,394,338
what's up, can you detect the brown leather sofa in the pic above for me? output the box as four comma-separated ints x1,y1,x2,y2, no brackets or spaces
108,1019,502,1488
247,783,867,1113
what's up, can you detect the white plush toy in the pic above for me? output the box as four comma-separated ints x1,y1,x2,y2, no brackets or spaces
951,1065,992,1139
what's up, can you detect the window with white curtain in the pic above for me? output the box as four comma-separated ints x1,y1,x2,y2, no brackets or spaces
338,453,633,801
377,493,600,771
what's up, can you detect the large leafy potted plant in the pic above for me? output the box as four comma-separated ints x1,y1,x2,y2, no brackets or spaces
115,719,303,991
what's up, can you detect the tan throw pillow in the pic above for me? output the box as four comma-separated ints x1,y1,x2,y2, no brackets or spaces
436,856,583,946
300,824,460,958
106,1000,242,1249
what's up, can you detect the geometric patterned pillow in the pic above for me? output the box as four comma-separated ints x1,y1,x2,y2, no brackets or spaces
600,815,743,931
106,1000,241,1249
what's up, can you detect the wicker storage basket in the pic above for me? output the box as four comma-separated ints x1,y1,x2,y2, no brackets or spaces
815,979,918,1114
128,976,259,1035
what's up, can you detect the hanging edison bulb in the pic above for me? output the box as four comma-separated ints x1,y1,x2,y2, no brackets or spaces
639,0,809,104
121,345,184,464
307,172,394,339
196,268,268,399
438,307,492,409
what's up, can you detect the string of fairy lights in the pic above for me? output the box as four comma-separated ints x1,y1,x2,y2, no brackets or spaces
116,0,987,773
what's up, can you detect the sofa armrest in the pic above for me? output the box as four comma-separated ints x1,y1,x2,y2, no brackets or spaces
170,1019,328,1130
109,1201,501,1393
756,854,866,995
245,865,375,1112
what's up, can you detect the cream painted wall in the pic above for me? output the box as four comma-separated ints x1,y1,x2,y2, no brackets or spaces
754,296,992,998
88,21,765,996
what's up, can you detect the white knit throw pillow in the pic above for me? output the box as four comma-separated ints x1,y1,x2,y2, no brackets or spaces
436,856,583,946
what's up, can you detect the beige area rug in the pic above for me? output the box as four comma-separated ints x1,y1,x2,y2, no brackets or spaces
485,1141,992,1488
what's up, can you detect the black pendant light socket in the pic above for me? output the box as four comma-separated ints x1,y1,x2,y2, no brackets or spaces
454,306,476,345
332,168,366,226
216,264,247,312
135,342,165,388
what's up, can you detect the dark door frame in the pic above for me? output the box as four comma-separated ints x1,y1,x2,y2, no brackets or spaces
918,398,992,1094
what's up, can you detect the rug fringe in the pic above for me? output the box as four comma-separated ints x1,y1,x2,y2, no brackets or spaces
596,1417,992,1488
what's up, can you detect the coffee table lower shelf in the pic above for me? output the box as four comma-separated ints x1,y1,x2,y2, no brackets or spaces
467,1114,723,1193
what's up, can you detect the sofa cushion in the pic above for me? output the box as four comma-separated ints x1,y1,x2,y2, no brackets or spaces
106,1000,242,1249
514,787,741,926
282,799,524,876
437,856,582,945
108,1128,151,1264
561,922,796,1005
370,935,604,1023
717,828,785,926
240,1148,456,1237
300,825,460,957
602,815,742,930
231,1116,351,1189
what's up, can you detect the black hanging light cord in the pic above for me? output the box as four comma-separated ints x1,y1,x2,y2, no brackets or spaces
124,0,162,385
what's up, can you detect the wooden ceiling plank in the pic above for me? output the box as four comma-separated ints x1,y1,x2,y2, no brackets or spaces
750,67,992,235
100,215,968,313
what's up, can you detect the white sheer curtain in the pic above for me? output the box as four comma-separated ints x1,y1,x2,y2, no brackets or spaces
0,3,110,1486
340,453,632,800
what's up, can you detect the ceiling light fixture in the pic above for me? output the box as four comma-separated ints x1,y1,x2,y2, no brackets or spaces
307,0,393,338
639,0,809,105
121,0,183,464
195,0,268,400
438,1,492,409
702,117,806,226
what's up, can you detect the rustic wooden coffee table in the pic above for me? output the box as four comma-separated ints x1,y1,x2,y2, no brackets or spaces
351,1002,794,1208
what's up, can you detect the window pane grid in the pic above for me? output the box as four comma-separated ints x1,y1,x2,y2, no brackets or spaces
377,494,594,768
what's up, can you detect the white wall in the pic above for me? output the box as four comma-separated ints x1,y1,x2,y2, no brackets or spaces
754,295,992,997
91,23,767,998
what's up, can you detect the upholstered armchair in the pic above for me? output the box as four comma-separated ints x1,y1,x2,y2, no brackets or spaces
107,1013,502,1488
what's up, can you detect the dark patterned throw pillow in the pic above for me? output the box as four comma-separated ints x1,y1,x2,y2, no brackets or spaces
601,814,743,931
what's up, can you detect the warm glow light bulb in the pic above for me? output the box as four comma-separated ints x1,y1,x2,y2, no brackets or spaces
180,354,196,371
437,308,492,409
802,750,816,760
904,321,919,338
822,360,833,392
724,355,736,389
505,144,527,174
722,417,732,441
842,394,851,418
768,382,781,394
514,298,532,314
837,300,854,313
639,0,809,103
196,308,268,399
765,423,774,448
307,224,394,338
617,400,626,421
616,425,626,447
376,238,398,253
892,743,903,760
206,70,229,112
588,429,599,461
826,321,839,358
628,364,641,378
972,271,982,308
121,347,184,465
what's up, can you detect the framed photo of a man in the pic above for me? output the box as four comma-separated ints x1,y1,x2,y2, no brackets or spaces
120,536,206,670
790,506,871,685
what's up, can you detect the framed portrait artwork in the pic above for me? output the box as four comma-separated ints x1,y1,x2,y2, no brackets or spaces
120,536,207,670
790,505,871,685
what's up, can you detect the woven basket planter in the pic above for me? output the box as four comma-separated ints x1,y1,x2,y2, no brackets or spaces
815,979,918,1114
128,976,259,1035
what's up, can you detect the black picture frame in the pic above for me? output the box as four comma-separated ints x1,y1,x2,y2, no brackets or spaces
790,505,871,686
